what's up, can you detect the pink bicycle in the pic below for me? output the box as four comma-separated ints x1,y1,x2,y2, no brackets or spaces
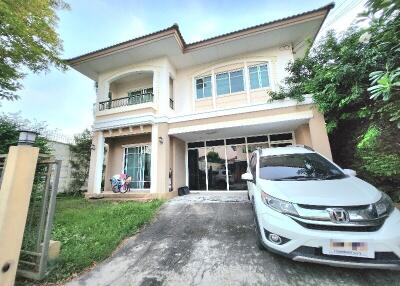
110,174,132,193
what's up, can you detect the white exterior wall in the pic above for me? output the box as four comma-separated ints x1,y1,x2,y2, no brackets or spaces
174,45,294,115
94,45,293,120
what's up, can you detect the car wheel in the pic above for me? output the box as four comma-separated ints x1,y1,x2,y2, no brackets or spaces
254,214,266,251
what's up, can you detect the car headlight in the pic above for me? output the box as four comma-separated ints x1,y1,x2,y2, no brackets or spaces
373,192,394,217
261,192,299,216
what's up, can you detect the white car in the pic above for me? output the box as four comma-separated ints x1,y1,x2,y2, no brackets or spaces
241,146,400,270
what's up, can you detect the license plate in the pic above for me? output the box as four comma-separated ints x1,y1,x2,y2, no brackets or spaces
322,240,375,259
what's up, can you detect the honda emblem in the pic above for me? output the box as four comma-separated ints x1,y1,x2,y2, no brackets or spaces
327,208,350,223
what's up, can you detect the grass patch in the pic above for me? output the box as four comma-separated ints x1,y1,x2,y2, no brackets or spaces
20,197,163,283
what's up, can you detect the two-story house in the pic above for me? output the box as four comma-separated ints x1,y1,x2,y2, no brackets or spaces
67,3,334,199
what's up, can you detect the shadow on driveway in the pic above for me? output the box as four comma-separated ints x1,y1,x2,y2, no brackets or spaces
67,193,400,286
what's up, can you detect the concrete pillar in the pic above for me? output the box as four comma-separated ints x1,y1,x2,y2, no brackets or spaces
87,131,104,194
158,67,170,115
150,123,170,193
0,146,39,286
309,109,332,160
295,124,312,147
171,137,186,192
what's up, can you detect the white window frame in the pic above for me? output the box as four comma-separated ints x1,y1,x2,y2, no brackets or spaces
216,68,245,96
195,75,212,100
121,143,152,189
248,63,271,90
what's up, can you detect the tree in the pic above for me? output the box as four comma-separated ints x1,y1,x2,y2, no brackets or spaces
68,129,92,195
0,0,69,100
0,113,51,154
269,0,400,201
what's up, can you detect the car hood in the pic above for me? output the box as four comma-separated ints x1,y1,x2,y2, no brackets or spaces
257,177,381,206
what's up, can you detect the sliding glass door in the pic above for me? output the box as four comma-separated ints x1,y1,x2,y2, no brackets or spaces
124,145,151,190
188,148,206,190
187,132,294,191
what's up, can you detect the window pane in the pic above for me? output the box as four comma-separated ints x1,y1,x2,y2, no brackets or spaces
226,144,248,190
203,76,212,98
188,141,205,148
196,78,204,99
259,65,270,87
230,70,244,93
247,135,269,143
249,67,260,89
270,133,293,141
188,148,207,190
226,137,245,145
206,139,225,147
216,73,230,95
207,146,227,190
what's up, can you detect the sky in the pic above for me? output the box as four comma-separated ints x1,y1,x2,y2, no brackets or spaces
1,0,366,138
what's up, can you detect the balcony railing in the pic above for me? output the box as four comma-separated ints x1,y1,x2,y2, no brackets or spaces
98,92,154,111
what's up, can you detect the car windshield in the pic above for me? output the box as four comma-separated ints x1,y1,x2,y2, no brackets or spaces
259,153,346,181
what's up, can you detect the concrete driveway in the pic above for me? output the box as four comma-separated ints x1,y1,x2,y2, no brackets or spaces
67,193,400,286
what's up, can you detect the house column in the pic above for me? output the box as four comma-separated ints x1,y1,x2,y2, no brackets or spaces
309,109,332,160
150,123,170,193
158,67,170,115
87,131,105,194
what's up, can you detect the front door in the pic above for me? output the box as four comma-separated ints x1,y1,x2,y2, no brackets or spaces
124,145,151,190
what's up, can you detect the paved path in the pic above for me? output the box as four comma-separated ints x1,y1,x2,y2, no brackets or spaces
67,192,400,286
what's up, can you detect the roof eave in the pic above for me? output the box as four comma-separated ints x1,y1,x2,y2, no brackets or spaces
66,3,334,67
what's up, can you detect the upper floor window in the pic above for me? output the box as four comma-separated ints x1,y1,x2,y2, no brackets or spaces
216,69,244,96
196,76,212,99
249,63,270,89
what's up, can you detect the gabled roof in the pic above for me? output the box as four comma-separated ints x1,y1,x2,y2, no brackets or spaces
67,3,334,79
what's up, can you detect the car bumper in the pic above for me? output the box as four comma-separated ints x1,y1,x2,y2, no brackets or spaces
256,203,400,270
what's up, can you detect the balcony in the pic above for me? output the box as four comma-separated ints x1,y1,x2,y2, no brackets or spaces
98,91,154,111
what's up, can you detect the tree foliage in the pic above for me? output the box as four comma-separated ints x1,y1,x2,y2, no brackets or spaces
68,129,92,195
0,113,51,154
0,0,69,100
270,0,400,200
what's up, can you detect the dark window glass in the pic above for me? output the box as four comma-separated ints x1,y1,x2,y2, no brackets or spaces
271,143,292,148
247,135,269,143
270,133,293,141
206,140,225,147
259,153,345,181
226,137,245,145
188,142,205,148
188,149,207,190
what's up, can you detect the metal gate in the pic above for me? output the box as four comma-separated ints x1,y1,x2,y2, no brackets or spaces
0,155,61,280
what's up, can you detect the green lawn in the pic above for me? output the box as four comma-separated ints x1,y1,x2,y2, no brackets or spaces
40,197,163,282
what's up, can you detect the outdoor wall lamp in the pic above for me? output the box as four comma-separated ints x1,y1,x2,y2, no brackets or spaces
158,136,164,144
90,144,96,151
17,130,39,146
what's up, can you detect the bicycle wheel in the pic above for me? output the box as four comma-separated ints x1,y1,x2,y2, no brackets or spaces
112,185,120,193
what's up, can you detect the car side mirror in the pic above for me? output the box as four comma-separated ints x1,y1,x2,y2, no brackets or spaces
241,172,253,181
343,169,357,176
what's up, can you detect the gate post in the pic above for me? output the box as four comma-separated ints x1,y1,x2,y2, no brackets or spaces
0,146,39,286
